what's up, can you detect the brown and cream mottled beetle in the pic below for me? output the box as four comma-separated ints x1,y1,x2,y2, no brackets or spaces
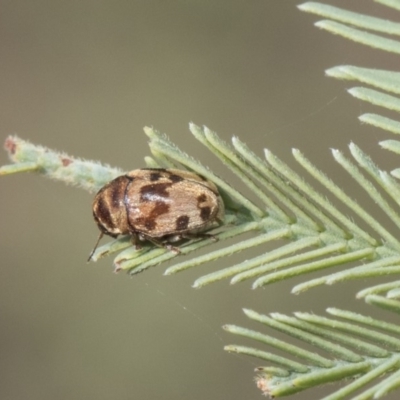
88,168,224,261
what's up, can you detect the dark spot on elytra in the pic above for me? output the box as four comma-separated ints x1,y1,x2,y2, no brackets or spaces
133,201,170,232
176,215,190,231
197,194,207,203
140,183,171,202
150,172,162,181
169,174,183,183
152,201,169,216
144,219,157,231
200,206,211,221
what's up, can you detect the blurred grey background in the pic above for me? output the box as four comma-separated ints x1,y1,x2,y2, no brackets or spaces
1,1,399,399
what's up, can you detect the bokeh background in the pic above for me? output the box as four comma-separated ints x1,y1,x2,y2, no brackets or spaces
1,1,399,399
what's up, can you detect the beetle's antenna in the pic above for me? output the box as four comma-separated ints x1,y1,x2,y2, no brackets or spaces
87,232,104,262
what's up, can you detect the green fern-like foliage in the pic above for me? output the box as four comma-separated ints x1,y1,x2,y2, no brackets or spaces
226,307,400,398
2,1,400,399
4,124,400,296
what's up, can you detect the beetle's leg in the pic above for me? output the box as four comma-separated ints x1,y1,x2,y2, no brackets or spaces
164,243,181,254
130,232,142,250
182,232,219,243
143,235,181,254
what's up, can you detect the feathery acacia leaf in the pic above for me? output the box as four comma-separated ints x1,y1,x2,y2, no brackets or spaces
225,307,400,398
3,122,400,398
3,125,400,297
301,1,400,142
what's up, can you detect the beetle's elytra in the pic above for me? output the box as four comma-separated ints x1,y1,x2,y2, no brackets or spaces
88,168,224,261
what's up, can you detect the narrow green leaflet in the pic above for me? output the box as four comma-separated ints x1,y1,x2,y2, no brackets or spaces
300,1,400,145
224,307,400,398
